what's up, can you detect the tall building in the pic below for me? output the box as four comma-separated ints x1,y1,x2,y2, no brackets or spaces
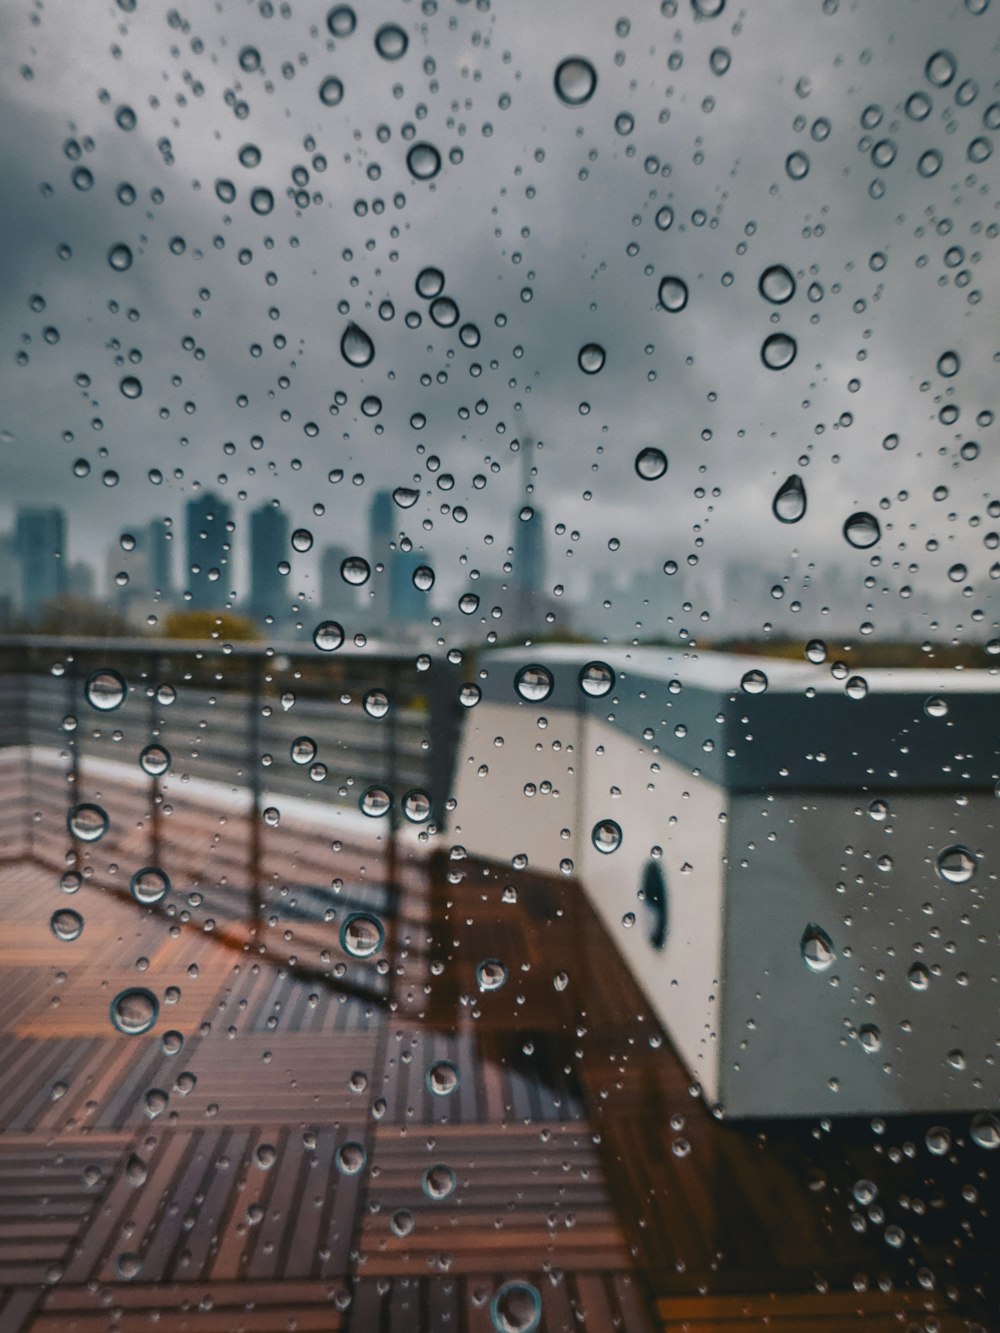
370,489,395,555
512,438,546,631
389,549,425,624
320,543,355,612
249,502,288,622
146,517,173,598
0,532,18,624
186,492,232,611
15,506,67,619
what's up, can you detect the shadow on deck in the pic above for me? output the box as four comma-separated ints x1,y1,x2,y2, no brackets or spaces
0,749,994,1332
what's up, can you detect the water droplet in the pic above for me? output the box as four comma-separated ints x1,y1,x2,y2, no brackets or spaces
554,57,597,106
785,150,810,179
936,844,976,884
491,1280,542,1333
239,143,262,168
459,592,480,615
139,744,170,776
254,1143,277,1171
579,660,614,696
238,45,261,71
390,1209,414,1238
477,958,508,991
845,675,868,701
313,620,344,651
144,1088,169,1118
115,105,137,131
592,819,622,854
924,696,948,718
364,690,390,719
801,923,835,972
130,867,170,906
68,803,109,843
335,1140,366,1174
86,668,127,711
843,511,881,549
110,988,159,1036
375,22,408,58
577,343,605,374
161,1030,183,1055
925,1126,951,1156
459,684,481,707
290,736,317,766
427,1060,460,1096
925,49,957,87
970,1113,1000,1149
422,1163,457,1200
407,142,441,179
805,640,827,664
393,486,419,509
340,912,384,958
119,375,142,399
402,789,431,822
917,148,943,177
658,275,688,311
692,0,726,15
319,76,344,106
430,296,459,327
759,264,795,304
761,333,797,370
868,799,889,822
50,909,83,941
635,446,668,480
125,1153,148,1186
338,321,375,369
250,187,274,215
359,786,392,818
514,664,553,702
108,243,133,272
416,267,445,298
908,962,930,991
740,669,768,695
291,528,313,553
413,564,435,591
341,555,371,585
116,1252,141,1281
772,474,807,523
858,1024,881,1053
655,204,674,230
327,5,356,37
937,350,961,378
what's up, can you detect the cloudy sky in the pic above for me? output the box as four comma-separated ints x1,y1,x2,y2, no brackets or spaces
0,0,997,642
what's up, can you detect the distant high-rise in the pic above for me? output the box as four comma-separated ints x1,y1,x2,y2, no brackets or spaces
186,492,232,611
320,543,353,610
370,489,395,555
512,437,546,630
15,506,67,618
389,550,425,624
249,503,288,622
146,517,173,598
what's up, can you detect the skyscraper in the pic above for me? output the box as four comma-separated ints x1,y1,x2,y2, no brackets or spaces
249,502,289,622
15,506,67,618
146,517,173,599
320,543,354,612
389,549,425,624
186,492,232,611
512,437,546,631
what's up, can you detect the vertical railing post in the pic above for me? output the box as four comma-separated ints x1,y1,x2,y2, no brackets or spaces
248,653,263,943
65,654,81,873
148,650,162,868
384,658,400,1001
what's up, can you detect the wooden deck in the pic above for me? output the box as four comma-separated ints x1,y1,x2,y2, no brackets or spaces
0,750,995,1331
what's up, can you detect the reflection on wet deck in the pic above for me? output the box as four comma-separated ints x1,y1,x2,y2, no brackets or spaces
0,750,993,1331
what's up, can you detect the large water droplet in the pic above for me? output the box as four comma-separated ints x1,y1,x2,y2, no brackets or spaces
402,789,431,823
413,564,435,591
477,958,508,991
740,669,768,695
359,786,392,818
319,76,344,107
761,333,797,370
364,690,390,719
250,187,274,215
374,22,408,59
119,375,142,399
843,511,881,549
340,322,374,367
514,664,553,702
801,923,835,972
108,243,133,272
925,49,957,87
86,668,127,711
125,1153,148,1186
50,908,84,941
335,1140,366,1174
785,150,810,179
341,555,371,585
390,1209,414,1237
554,57,597,106
758,264,796,303
634,447,668,480
406,141,441,180
937,350,961,378
592,820,622,854
313,620,344,651
68,803,109,843
327,5,356,37
430,296,459,327
772,474,807,523
393,486,420,509
908,962,930,991
290,736,317,766
110,988,159,1036
658,275,688,311
130,867,170,906
422,1163,457,1200
139,744,170,776
427,1060,460,1096
936,844,976,883
491,1280,542,1333
340,912,385,958
579,660,614,696
858,1024,881,1053
291,528,313,552
970,1113,1000,1149
577,343,606,374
